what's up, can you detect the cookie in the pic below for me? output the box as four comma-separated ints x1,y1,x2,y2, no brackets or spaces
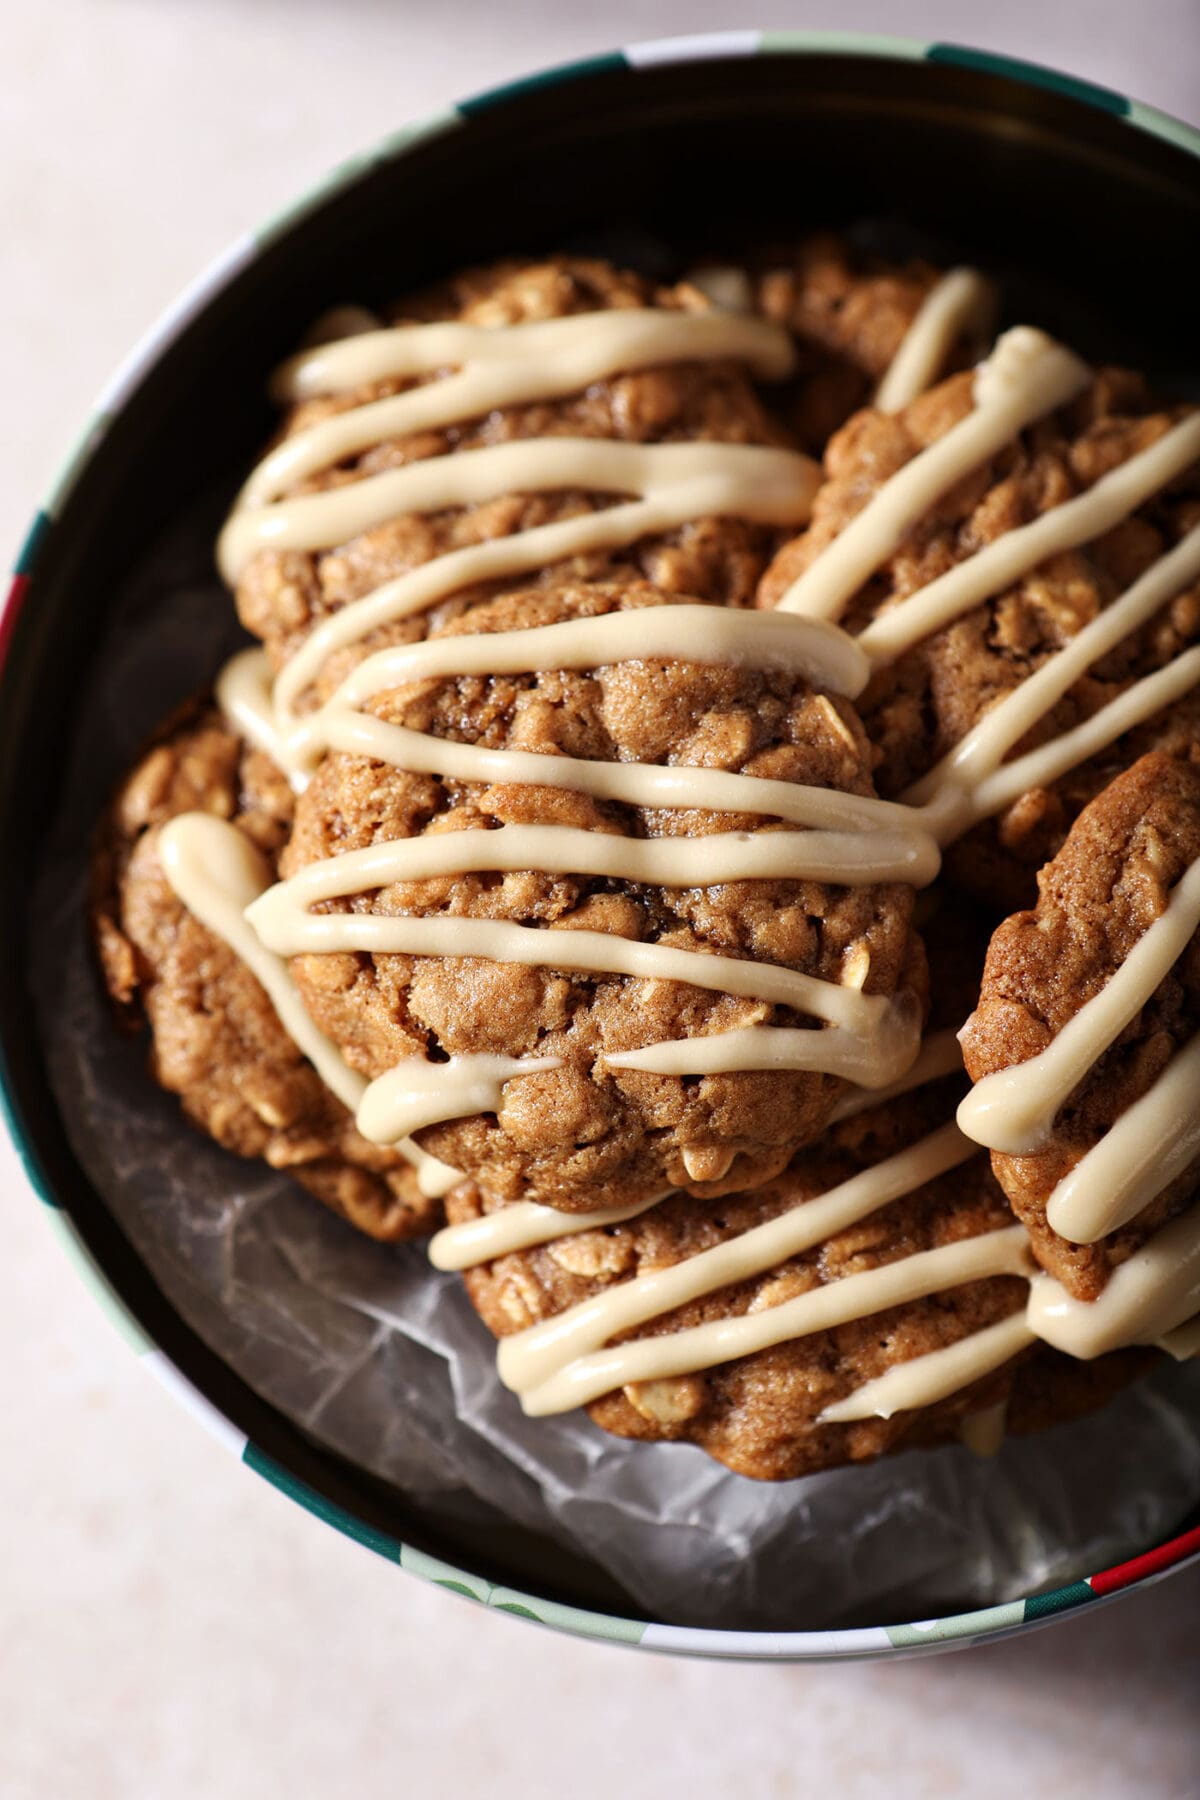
272,578,930,1211
746,234,993,451
92,701,443,1241
960,752,1200,1302
436,888,1153,1479
92,247,1195,1479
759,341,1200,911
442,1062,1145,1478
230,254,797,710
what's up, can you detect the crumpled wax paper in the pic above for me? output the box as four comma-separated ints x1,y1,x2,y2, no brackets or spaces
30,493,1200,1633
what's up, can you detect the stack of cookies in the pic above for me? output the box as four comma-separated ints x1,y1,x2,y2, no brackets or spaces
92,241,1200,1480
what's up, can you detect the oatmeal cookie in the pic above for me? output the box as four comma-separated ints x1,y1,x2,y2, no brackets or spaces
448,1070,1146,1479
960,753,1200,1299
759,366,1200,910
746,234,988,451
235,254,793,706
92,700,442,1241
282,579,928,1211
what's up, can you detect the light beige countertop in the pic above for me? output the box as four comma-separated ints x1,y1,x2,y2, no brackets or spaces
3,4,1198,1795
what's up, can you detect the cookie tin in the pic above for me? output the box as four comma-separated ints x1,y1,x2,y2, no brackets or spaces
2,32,1198,1660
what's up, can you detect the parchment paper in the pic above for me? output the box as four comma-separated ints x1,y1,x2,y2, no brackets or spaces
31,491,1200,1634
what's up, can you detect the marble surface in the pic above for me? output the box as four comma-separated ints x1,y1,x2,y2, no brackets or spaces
2,3,1198,1795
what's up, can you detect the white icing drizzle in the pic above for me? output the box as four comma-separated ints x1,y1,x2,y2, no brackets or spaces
494,1123,979,1408
422,805,1198,1420
775,329,1092,623
250,307,796,499
874,267,997,414
1045,1032,1200,1244
856,414,1200,667
819,1313,1033,1423
272,601,874,775
958,856,1200,1155
245,611,938,1132
220,436,814,586
827,1025,962,1120
1159,1315,1200,1360
434,984,1198,1418
428,1191,668,1274
252,882,896,1027
1027,1201,1200,1358
508,1223,1030,1417
600,1006,921,1091
368,597,863,687
217,647,300,771
224,638,931,858
294,706,934,844
355,1052,563,1147
155,812,460,1199
906,522,1200,842
221,309,821,751
771,327,1200,892
254,817,934,909
332,599,868,702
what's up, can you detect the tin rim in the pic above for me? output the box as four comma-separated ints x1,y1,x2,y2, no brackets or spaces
3,30,1199,1660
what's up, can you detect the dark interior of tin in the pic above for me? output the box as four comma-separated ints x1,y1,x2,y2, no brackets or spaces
3,51,1198,1627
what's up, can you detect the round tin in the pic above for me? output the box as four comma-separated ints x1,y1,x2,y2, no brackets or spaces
3,32,1198,1659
